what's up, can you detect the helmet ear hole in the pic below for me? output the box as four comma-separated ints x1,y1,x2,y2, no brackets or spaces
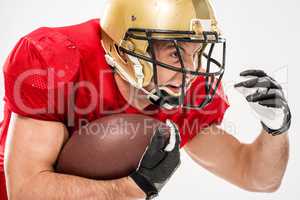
114,44,128,64
146,46,153,56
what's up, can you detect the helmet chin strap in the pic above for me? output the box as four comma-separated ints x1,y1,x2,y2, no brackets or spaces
147,88,180,110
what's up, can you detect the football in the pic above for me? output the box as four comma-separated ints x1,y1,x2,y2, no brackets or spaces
56,114,169,180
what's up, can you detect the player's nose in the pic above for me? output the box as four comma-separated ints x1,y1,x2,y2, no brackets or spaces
183,57,197,80
184,55,197,71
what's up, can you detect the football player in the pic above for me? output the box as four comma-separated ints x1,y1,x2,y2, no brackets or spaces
0,0,291,199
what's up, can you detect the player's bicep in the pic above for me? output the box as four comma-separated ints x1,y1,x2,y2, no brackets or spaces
4,114,69,194
184,125,248,186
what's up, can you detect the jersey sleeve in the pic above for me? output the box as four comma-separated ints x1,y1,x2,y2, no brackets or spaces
3,28,81,121
173,83,230,148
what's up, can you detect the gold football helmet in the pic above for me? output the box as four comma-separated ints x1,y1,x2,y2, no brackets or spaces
101,0,226,110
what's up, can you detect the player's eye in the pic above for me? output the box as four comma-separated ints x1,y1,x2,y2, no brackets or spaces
170,52,180,63
171,51,178,58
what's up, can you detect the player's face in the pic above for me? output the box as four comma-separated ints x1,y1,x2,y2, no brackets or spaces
149,41,203,95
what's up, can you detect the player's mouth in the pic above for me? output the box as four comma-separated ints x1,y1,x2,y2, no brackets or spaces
166,85,182,94
166,81,193,94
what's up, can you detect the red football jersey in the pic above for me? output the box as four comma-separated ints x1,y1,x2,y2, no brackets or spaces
0,19,229,198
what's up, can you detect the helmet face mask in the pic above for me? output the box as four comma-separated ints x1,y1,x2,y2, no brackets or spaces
118,28,226,110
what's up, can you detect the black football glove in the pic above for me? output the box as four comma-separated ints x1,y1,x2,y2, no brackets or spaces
234,69,291,135
130,120,181,200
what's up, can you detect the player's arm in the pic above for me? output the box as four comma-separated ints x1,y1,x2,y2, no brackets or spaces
4,114,145,200
184,125,288,192
184,69,291,193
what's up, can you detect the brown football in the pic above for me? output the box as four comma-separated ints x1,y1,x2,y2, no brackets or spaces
56,114,169,180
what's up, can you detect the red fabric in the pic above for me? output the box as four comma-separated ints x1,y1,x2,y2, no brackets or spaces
0,18,229,197
0,172,7,200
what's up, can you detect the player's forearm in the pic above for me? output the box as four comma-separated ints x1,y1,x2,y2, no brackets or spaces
245,130,289,192
14,171,145,200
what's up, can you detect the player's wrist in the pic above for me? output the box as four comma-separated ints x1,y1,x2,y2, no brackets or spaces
260,107,291,136
126,176,147,199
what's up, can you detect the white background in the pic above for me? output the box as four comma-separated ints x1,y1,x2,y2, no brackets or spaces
0,0,299,199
